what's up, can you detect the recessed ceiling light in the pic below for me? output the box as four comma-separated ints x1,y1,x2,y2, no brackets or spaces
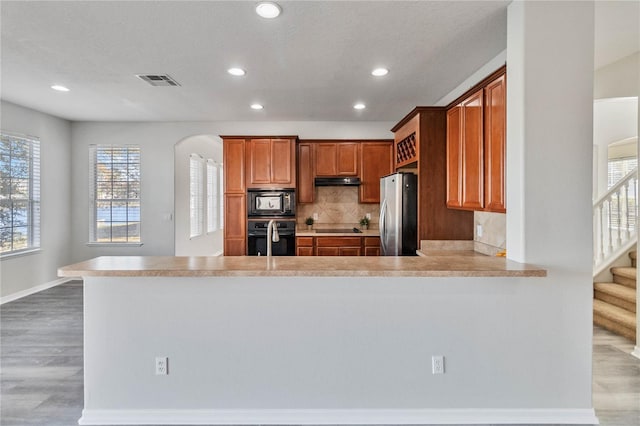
251,103,264,110
228,68,246,76
51,85,70,92
353,103,366,110
256,2,281,19
371,68,389,77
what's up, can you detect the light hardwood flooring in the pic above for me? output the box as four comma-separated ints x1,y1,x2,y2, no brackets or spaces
1,281,639,426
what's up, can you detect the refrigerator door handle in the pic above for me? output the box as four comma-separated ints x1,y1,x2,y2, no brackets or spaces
380,199,387,255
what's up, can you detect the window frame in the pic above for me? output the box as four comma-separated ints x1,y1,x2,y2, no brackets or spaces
0,132,41,257
88,144,142,246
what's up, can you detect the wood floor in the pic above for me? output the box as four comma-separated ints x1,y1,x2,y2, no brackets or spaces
1,281,639,426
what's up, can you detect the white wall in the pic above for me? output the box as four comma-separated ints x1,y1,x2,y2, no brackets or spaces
174,135,223,256
70,121,394,262
594,52,640,100
593,97,638,197
0,101,72,299
506,0,594,405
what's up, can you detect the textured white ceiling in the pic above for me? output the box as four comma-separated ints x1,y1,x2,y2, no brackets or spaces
0,1,637,123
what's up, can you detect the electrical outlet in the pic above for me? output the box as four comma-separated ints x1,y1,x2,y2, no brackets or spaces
476,224,483,238
313,213,318,221
432,355,444,374
155,356,169,375
366,213,371,220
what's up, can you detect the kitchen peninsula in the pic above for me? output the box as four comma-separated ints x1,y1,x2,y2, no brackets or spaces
59,255,545,425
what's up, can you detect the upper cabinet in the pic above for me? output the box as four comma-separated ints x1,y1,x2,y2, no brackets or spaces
315,142,359,176
297,140,393,204
446,66,506,213
483,73,506,213
391,108,474,241
297,142,315,204
247,137,297,188
359,142,393,203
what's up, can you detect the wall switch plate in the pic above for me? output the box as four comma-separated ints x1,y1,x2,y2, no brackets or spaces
366,213,371,220
432,355,444,374
155,356,169,375
313,213,318,221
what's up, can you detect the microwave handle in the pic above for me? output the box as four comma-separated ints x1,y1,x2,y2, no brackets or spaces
284,193,291,210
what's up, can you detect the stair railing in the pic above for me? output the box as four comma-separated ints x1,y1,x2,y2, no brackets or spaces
593,167,638,274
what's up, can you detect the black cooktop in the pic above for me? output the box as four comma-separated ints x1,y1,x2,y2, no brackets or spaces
314,228,362,233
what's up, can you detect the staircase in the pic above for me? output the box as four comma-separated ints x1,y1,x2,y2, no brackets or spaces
593,250,637,342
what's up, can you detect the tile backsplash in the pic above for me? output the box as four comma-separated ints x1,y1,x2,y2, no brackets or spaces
474,211,506,255
297,187,379,227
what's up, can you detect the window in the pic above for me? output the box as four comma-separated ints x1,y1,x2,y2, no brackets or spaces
0,133,40,255
206,159,219,233
190,154,204,238
608,157,637,189
89,145,141,243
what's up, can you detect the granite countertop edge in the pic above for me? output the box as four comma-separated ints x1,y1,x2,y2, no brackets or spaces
58,255,547,278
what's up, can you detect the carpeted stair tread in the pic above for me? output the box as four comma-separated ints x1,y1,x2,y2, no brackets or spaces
594,282,637,312
593,299,636,330
611,266,637,288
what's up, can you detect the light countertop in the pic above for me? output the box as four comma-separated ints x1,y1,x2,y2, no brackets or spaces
58,254,546,278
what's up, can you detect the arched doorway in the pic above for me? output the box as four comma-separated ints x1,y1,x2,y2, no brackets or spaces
174,135,223,255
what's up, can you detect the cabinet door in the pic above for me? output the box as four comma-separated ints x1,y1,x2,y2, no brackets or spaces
364,246,380,256
271,138,295,186
297,143,314,203
484,74,506,213
224,193,246,255
316,247,340,256
336,143,359,175
297,247,314,256
461,89,484,210
339,247,361,256
446,107,463,208
360,142,393,203
247,139,272,187
223,138,245,194
315,144,337,176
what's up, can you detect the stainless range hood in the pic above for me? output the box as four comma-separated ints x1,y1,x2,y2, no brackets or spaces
314,177,361,186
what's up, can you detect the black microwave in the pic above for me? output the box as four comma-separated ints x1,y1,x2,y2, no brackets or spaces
247,189,296,217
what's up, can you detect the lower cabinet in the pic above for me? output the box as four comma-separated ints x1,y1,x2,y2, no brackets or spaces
296,237,314,256
296,236,380,256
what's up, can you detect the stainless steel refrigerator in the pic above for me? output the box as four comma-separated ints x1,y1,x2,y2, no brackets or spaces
379,172,418,256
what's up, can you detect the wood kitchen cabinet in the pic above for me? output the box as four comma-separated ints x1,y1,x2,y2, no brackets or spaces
297,142,314,204
222,138,246,255
246,137,297,188
483,72,506,213
296,235,379,256
359,142,393,203
316,236,362,256
363,237,381,256
315,143,359,176
391,108,474,241
445,66,506,213
446,88,484,210
296,236,314,256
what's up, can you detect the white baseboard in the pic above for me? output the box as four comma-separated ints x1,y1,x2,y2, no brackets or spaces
78,408,599,425
0,277,79,305
632,346,640,360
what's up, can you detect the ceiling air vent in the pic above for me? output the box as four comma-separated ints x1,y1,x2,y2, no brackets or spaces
135,74,181,87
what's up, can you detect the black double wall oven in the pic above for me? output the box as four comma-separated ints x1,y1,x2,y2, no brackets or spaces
247,189,296,256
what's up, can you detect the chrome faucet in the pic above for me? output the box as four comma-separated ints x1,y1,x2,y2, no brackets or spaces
266,219,280,257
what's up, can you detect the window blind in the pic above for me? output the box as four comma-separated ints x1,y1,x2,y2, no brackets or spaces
0,133,40,255
190,154,204,238
89,145,141,243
